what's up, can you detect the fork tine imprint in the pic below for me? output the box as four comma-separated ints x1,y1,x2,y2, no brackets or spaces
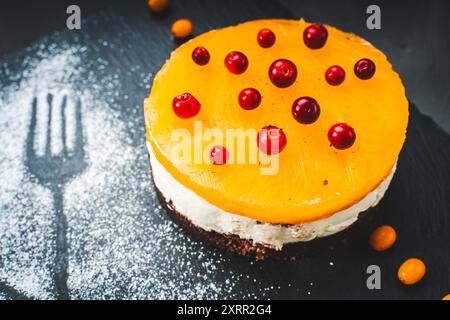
74,97,84,157
25,97,38,162
45,94,53,157
60,96,67,155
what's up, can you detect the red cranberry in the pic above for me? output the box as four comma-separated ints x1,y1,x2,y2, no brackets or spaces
292,97,320,124
192,47,210,65
257,28,276,48
303,24,328,49
354,58,376,80
238,88,261,110
257,125,287,155
328,123,356,149
172,93,201,119
268,59,297,88
325,65,346,86
224,51,248,74
209,146,229,165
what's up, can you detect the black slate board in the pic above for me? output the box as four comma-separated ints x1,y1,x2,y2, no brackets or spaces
0,0,449,300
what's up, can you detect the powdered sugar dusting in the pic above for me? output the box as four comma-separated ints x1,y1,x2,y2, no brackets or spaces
0,20,278,299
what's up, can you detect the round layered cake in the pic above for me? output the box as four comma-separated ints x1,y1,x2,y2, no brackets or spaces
144,19,408,259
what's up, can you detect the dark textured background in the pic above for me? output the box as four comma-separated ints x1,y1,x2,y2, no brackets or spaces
0,0,449,300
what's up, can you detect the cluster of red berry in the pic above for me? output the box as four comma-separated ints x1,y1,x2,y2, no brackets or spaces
173,24,377,164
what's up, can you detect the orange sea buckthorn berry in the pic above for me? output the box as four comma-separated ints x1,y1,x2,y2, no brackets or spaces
398,258,426,285
369,225,397,251
147,0,168,13
171,19,193,39
442,294,450,300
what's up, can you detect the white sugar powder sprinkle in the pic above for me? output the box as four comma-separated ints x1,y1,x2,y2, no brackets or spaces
0,37,276,299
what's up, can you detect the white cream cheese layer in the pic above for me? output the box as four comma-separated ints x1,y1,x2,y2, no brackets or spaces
148,142,395,250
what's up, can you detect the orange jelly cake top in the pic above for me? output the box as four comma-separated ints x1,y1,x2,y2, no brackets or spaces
144,19,409,224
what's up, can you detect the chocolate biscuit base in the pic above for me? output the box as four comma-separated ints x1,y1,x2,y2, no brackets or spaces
150,157,375,260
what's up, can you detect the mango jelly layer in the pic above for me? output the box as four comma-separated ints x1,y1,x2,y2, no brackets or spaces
144,19,408,224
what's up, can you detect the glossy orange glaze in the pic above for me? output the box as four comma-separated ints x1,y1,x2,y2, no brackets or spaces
144,19,408,224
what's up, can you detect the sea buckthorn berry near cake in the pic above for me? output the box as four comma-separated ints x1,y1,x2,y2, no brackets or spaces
328,123,356,150
224,51,249,74
147,0,168,13
291,97,320,124
238,88,261,110
172,93,201,119
325,65,346,86
144,19,409,259
268,59,297,88
398,258,426,285
257,28,276,48
369,225,397,251
192,47,210,65
257,126,287,155
210,146,229,165
303,24,328,49
354,58,376,80
171,19,193,39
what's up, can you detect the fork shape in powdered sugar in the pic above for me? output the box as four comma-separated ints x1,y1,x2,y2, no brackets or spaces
25,94,86,300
